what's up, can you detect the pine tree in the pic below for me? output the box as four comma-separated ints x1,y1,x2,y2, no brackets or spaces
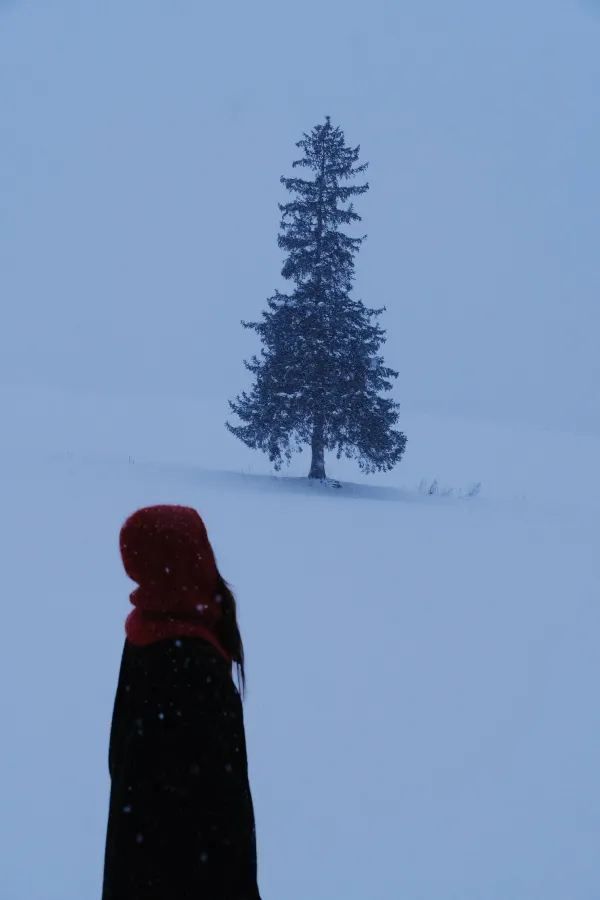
228,117,407,480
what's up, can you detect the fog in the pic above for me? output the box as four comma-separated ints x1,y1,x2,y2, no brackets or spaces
2,0,599,432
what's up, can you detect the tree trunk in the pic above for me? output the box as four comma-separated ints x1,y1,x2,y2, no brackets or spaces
309,420,326,480
307,133,327,483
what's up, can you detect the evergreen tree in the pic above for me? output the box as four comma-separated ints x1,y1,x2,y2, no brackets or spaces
228,117,406,480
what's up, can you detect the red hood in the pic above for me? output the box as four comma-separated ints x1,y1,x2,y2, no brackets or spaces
119,506,229,660
120,505,219,615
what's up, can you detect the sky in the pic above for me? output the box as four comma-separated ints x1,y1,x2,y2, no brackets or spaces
1,0,599,434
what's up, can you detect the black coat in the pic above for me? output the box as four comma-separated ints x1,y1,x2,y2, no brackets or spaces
102,637,261,900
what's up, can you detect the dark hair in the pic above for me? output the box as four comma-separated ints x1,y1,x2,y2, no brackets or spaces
214,572,246,696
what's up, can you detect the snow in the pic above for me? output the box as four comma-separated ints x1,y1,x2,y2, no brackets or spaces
3,1,599,893
1,383,599,900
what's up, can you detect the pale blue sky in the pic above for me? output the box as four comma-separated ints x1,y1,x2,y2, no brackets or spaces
1,0,599,432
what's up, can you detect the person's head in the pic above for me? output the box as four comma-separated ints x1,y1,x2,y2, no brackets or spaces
120,505,245,692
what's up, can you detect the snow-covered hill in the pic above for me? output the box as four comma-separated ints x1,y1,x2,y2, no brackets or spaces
2,385,599,900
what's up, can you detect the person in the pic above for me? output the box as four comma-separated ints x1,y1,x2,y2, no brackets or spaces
102,504,262,900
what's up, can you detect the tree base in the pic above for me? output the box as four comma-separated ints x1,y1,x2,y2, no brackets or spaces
308,476,342,489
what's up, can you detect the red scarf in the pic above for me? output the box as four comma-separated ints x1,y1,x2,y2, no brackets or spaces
120,506,231,664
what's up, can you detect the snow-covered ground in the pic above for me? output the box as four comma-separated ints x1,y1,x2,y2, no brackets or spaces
2,384,599,899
